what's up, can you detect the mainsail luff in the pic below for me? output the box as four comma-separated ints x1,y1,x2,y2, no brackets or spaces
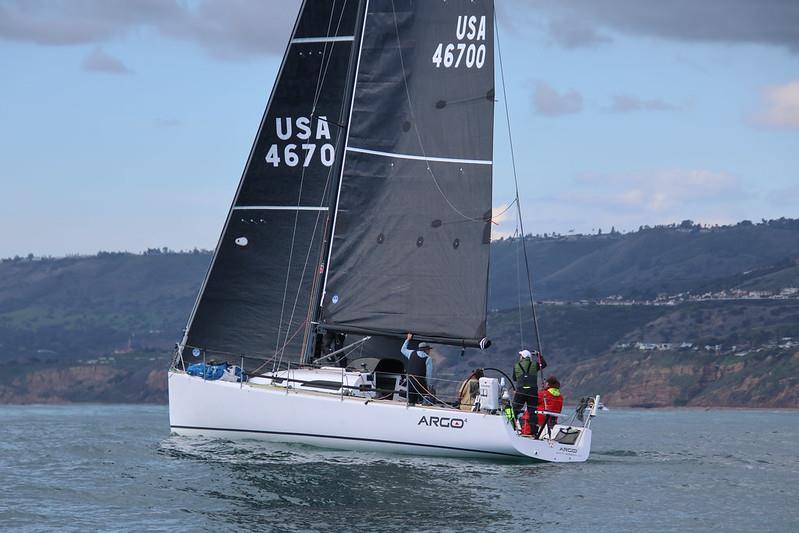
180,0,365,361
303,0,371,362
320,0,495,348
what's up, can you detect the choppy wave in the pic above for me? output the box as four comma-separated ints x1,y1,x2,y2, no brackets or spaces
1,405,798,532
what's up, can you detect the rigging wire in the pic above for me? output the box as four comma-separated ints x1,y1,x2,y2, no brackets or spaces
274,0,351,371
390,0,488,225
290,1,362,365
431,197,516,228
495,14,546,381
492,198,517,222
514,227,524,348
436,198,516,228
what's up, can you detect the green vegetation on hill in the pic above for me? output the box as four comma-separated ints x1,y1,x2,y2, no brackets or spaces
1,219,797,405
490,217,799,305
0,250,211,360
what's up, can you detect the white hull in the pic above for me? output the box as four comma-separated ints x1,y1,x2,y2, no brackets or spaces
168,370,594,462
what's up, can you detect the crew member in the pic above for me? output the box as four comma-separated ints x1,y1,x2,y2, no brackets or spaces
401,333,433,405
537,376,563,432
313,329,347,367
512,349,547,436
457,368,484,411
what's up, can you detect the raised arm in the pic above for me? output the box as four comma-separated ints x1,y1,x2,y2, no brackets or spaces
400,333,413,359
538,353,548,370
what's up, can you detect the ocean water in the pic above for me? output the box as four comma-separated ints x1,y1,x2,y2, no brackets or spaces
0,405,797,532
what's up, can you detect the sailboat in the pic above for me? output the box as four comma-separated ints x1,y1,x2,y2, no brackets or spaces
168,0,599,462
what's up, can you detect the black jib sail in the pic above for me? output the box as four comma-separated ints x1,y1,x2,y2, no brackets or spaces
181,0,365,361
321,0,495,348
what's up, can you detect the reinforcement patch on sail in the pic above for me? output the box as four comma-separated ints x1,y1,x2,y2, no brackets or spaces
322,0,494,347
184,0,363,361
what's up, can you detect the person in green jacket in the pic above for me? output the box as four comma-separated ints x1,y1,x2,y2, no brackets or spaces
511,349,547,435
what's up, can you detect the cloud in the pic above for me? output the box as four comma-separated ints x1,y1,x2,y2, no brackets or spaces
547,17,611,49
518,168,750,236
0,0,301,59
157,0,302,60
0,0,179,45
608,95,679,113
4,0,797,55
752,80,799,129
510,0,799,51
533,81,583,116
491,202,516,240
82,47,129,74
566,169,745,212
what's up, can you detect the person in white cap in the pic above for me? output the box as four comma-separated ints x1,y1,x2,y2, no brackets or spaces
401,333,434,405
511,349,547,436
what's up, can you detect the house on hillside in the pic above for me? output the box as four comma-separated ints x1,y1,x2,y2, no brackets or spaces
635,342,678,351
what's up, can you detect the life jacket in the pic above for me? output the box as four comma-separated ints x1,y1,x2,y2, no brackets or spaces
407,350,428,383
514,359,538,390
537,387,564,426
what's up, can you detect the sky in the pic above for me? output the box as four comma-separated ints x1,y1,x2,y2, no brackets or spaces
0,0,797,257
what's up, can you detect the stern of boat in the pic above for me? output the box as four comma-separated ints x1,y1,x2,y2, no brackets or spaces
505,394,600,463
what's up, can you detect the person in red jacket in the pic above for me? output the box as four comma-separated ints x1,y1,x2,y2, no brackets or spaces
537,376,563,431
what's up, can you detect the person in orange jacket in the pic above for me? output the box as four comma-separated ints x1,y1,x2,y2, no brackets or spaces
537,376,563,430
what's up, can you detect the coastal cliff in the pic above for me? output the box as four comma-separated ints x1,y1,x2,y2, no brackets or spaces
564,350,799,408
2,220,798,406
0,360,166,404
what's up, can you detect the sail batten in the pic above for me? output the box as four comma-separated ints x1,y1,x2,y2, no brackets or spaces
232,206,329,212
346,146,492,165
292,36,356,44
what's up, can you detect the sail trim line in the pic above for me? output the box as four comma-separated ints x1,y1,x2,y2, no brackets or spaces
233,206,328,211
292,36,355,44
346,146,492,165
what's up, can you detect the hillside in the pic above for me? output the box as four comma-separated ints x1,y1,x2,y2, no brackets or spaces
0,250,210,360
452,300,799,408
1,219,798,405
489,218,799,304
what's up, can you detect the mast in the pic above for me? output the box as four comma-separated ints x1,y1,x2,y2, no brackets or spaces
303,0,370,363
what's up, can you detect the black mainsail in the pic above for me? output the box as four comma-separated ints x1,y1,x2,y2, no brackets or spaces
181,0,495,363
181,0,365,361
320,0,495,348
